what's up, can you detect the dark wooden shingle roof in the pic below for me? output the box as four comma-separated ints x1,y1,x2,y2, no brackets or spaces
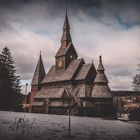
92,85,112,98
55,42,77,57
92,56,112,98
55,42,71,57
35,87,65,99
42,58,84,83
74,63,95,81
31,54,46,85
94,73,108,83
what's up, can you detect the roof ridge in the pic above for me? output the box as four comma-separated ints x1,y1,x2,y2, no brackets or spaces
42,58,85,84
70,58,85,80
83,63,92,66
74,61,96,81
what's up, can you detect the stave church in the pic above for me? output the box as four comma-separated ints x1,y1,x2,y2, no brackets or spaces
29,11,116,117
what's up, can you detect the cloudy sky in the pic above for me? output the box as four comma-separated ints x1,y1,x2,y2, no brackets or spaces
0,0,140,93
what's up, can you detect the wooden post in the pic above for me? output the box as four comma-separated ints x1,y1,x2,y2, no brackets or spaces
25,83,28,112
68,108,71,136
68,96,71,136
98,104,100,117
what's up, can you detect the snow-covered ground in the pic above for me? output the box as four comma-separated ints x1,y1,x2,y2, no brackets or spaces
0,111,140,140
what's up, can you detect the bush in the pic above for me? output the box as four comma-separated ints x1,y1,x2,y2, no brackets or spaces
129,108,140,121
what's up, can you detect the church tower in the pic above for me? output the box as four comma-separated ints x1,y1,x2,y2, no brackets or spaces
92,56,112,98
30,53,46,104
92,56,116,117
55,10,78,71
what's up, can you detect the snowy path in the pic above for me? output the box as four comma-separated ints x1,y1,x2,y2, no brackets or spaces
0,111,140,140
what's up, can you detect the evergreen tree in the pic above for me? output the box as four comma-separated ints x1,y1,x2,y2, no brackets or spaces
132,73,140,91
0,47,22,110
132,62,140,91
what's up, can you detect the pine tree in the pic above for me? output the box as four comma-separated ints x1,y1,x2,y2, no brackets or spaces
132,61,140,91
0,47,22,110
132,73,140,91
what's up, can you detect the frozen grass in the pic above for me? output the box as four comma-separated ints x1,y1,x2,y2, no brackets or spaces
0,111,140,140
9,116,38,140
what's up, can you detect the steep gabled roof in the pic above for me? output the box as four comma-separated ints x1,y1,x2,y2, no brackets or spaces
34,84,89,99
34,87,66,99
31,54,46,86
55,42,78,57
42,58,85,83
74,63,96,81
94,73,108,83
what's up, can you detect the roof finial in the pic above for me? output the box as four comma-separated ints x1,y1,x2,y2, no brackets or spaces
99,55,102,62
63,0,70,31
92,60,94,64
65,0,68,12
40,50,42,57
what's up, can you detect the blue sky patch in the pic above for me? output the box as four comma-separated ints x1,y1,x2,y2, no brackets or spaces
116,16,140,29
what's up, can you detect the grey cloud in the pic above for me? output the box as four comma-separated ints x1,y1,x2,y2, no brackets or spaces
0,0,140,15
109,68,132,77
0,16,14,32
0,0,140,33
0,0,140,91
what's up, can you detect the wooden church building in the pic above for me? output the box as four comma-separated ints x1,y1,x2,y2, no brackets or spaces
29,11,116,117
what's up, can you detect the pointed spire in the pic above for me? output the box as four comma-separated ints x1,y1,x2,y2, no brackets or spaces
31,53,46,86
63,9,70,31
94,55,108,83
61,9,72,48
97,55,105,71
55,9,78,60
63,0,69,31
